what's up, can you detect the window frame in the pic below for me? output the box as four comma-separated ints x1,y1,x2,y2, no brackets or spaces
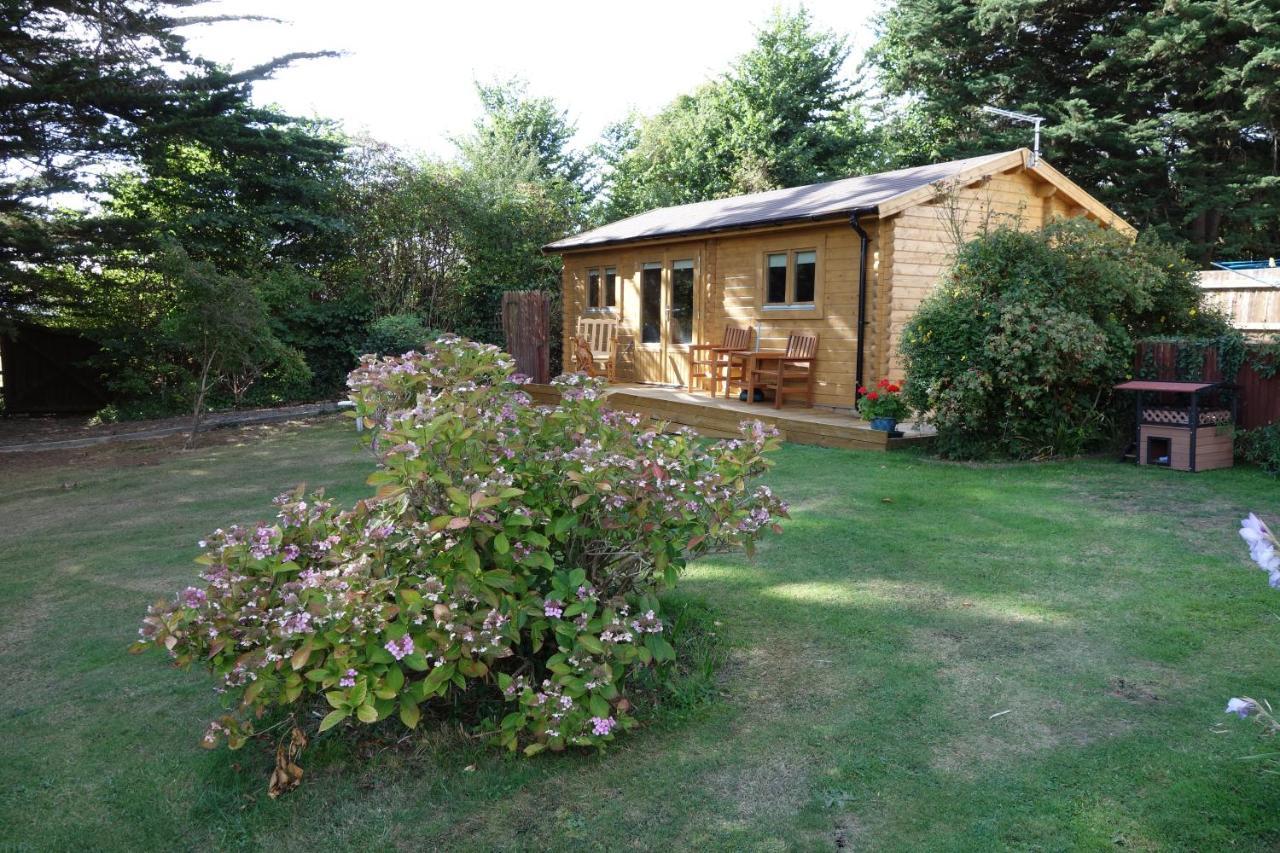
668,258,696,346
584,265,619,314
639,261,663,346
757,242,825,319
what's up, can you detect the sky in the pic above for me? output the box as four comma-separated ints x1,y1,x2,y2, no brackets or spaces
183,0,881,158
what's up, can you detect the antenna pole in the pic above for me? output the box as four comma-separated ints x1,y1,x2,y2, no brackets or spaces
981,105,1046,167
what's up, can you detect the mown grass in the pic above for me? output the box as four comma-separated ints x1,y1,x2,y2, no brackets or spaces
2,418,1280,851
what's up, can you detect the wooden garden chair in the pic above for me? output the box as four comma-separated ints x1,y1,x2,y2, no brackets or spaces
744,333,819,409
686,326,753,395
572,317,620,381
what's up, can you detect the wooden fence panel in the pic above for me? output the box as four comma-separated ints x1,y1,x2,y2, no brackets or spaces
1135,341,1280,429
501,290,550,384
1238,360,1280,429
1198,268,1280,334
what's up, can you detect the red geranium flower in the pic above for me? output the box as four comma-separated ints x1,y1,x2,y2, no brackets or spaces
866,391,879,401
877,378,890,389
857,386,867,395
887,383,900,393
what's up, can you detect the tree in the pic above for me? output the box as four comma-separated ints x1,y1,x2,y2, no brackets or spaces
869,0,1280,262
0,0,336,320
460,79,594,202
451,81,586,343
157,244,288,447
598,8,870,220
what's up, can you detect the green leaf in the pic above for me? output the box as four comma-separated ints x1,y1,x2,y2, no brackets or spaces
422,662,456,695
589,694,610,717
366,642,394,664
578,634,605,655
401,651,430,671
384,664,405,692
319,709,348,732
356,703,378,724
481,569,514,590
524,742,546,756
494,533,510,554
399,698,421,729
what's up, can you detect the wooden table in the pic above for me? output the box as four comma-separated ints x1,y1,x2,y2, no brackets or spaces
724,351,788,402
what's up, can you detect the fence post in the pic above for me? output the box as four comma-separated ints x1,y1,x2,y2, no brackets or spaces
501,290,550,384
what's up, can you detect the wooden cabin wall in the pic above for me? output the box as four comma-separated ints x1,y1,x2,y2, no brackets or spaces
706,222,864,408
865,218,894,388
881,167,1106,379
560,221,872,409
558,165,1124,406
560,239,710,388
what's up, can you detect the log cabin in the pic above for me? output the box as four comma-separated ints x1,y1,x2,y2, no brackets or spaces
544,148,1134,411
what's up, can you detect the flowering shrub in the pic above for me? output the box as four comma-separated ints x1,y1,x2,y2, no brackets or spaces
1224,513,1280,733
134,335,786,766
856,379,910,422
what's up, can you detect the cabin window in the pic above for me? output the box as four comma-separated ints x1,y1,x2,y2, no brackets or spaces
760,247,822,312
641,263,662,343
587,268,601,308
586,266,616,311
604,267,617,308
670,259,694,345
794,251,816,303
766,253,788,304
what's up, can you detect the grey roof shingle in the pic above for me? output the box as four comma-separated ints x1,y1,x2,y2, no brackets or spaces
545,150,1019,252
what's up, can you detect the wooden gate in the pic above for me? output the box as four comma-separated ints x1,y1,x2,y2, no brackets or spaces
501,290,551,384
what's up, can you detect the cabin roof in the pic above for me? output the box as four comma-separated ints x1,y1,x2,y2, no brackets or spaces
545,148,1132,252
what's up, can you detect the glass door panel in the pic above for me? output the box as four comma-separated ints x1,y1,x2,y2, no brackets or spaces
669,259,694,345
641,263,662,344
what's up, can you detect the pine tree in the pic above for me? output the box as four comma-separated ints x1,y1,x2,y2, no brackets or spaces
870,0,1280,262
0,0,338,318
598,8,871,220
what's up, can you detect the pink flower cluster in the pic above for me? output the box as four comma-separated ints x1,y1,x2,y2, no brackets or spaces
385,635,414,661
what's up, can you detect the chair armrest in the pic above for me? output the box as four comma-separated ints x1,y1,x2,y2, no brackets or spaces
778,357,814,366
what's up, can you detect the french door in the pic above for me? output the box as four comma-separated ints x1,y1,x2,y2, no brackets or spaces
639,256,696,385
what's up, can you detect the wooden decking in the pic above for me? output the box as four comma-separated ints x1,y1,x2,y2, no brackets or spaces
525,382,934,452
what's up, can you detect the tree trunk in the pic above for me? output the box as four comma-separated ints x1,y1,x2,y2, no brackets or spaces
186,351,216,450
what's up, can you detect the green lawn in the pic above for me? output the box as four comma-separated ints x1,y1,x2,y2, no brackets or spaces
3,418,1280,851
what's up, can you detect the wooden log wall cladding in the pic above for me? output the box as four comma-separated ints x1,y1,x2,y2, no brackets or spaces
501,290,550,384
